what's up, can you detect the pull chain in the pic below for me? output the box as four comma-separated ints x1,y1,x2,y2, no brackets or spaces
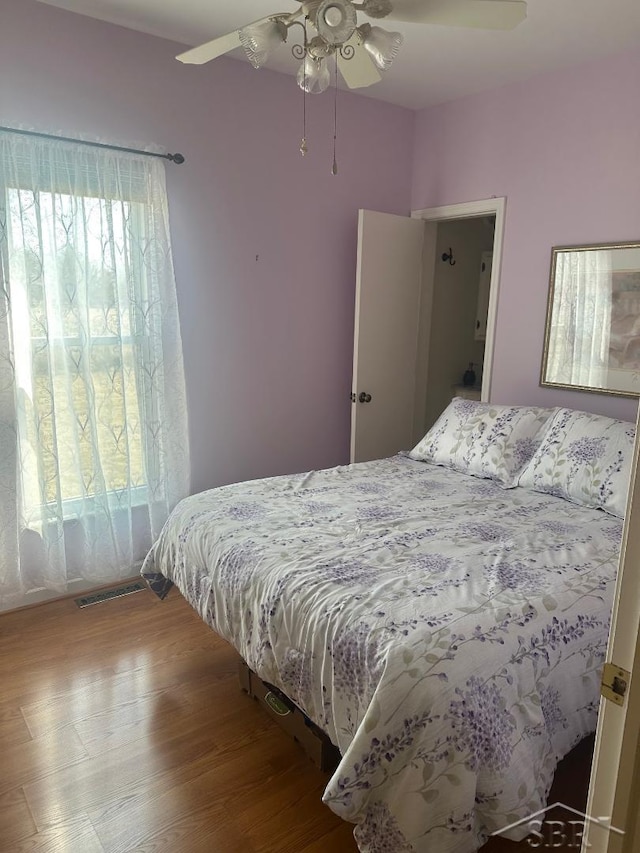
332,54,338,175
300,22,308,156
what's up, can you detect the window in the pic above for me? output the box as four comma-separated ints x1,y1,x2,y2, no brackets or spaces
7,187,147,507
0,132,189,602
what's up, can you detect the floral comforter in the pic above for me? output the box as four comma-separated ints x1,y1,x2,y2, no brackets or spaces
141,455,620,853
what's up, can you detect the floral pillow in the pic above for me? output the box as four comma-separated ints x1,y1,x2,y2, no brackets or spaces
517,408,636,518
410,398,555,488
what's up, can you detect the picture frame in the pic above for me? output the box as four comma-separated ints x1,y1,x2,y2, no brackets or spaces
541,241,640,397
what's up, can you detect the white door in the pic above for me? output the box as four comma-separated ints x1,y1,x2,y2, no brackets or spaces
582,405,640,853
350,210,426,464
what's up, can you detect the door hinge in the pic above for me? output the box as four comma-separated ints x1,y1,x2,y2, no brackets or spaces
601,662,630,707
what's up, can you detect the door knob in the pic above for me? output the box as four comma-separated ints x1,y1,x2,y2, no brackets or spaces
358,392,372,403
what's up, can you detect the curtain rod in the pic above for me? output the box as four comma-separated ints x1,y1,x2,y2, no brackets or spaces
0,126,185,164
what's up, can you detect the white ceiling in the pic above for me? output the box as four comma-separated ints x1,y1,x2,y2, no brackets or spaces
36,0,640,110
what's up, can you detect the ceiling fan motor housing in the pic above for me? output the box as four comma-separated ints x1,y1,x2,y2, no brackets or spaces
360,0,393,18
315,0,358,45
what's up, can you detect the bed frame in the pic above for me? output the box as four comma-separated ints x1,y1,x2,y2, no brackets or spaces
238,658,340,773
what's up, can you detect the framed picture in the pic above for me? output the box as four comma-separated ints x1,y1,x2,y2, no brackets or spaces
541,241,640,397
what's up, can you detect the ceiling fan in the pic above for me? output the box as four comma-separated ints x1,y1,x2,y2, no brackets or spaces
176,0,526,171
177,0,527,91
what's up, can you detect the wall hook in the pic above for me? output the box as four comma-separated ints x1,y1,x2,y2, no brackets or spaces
442,248,456,266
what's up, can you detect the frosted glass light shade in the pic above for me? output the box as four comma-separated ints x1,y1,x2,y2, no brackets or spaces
297,56,331,94
358,24,403,71
239,20,287,69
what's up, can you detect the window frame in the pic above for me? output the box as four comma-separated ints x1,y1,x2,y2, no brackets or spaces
0,175,153,518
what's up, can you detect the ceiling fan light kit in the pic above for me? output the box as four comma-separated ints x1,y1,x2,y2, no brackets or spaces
234,1,402,83
177,0,527,171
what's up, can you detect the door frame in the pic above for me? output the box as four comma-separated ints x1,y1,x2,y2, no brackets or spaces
582,402,640,853
411,197,506,402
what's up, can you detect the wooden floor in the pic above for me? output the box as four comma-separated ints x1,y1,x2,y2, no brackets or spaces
0,586,594,853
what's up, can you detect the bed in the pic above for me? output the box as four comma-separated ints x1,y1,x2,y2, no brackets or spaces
142,401,635,853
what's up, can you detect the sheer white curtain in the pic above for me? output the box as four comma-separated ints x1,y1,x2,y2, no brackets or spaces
546,249,613,388
0,131,189,609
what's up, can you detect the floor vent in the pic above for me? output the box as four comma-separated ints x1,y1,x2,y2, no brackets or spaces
75,581,146,608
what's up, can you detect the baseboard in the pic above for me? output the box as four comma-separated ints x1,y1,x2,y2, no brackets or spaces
0,574,144,615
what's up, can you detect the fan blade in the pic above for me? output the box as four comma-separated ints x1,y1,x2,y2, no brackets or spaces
176,15,278,65
338,36,382,89
177,30,243,65
386,0,527,30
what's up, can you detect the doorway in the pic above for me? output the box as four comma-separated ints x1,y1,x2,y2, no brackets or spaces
412,196,506,410
350,197,506,464
419,214,496,434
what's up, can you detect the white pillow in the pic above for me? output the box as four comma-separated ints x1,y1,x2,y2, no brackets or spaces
517,407,636,518
410,398,555,488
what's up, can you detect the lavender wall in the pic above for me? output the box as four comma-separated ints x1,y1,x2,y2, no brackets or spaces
412,49,640,423
1,0,414,492
3,0,637,500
